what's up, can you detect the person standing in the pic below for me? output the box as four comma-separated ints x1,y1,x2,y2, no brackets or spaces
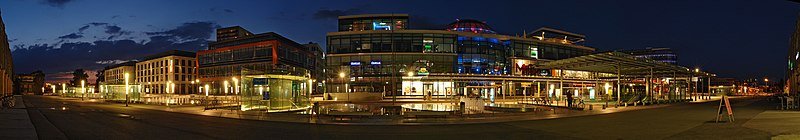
566,92,574,109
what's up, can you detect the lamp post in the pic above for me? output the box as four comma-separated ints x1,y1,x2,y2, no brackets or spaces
232,77,239,95
339,72,346,93
764,78,769,93
61,83,66,96
125,73,130,107
81,80,85,100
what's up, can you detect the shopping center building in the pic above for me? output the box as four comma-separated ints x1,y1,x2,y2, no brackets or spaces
326,14,708,103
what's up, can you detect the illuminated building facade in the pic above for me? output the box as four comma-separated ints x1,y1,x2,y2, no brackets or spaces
0,12,12,96
789,14,800,96
199,26,319,110
14,71,44,95
135,50,197,94
100,61,140,101
104,61,137,85
326,14,595,97
619,47,678,64
198,26,319,95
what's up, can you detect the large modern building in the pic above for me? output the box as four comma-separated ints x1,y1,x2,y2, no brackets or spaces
104,61,137,85
0,11,12,97
326,14,596,97
136,50,197,94
198,26,321,110
619,47,678,64
789,13,800,96
14,71,44,95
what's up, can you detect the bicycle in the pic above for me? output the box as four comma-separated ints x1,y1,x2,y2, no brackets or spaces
1,96,14,109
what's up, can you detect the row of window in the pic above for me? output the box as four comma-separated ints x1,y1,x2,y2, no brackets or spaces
327,33,592,61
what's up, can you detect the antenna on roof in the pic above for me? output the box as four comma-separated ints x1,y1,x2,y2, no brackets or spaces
523,29,526,38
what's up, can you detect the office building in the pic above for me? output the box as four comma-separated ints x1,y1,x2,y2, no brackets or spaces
198,26,320,110
100,61,139,101
14,71,44,95
326,14,595,97
136,50,197,94
104,61,137,85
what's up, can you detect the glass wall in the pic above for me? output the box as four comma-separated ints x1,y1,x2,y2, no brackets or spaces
100,84,142,102
239,69,310,111
327,33,456,54
338,17,408,31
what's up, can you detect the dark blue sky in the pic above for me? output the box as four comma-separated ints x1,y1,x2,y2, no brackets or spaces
1,0,798,82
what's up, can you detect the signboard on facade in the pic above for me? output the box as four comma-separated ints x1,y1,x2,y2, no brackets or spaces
253,78,268,85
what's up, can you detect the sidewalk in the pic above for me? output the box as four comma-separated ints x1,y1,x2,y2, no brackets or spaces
0,95,38,140
744,110,800,140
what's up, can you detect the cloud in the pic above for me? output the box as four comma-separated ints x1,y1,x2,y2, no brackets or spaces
312,8,361,20
41,0,74,8
210,8,234,13
57,33,83,39
146,21,220,43
78,25,91,32
12,21,219,82
95,59,136,65
104,25,122,34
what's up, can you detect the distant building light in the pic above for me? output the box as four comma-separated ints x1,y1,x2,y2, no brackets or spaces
350,61,361,66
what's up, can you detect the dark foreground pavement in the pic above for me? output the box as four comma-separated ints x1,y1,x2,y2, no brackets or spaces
22,95,779,140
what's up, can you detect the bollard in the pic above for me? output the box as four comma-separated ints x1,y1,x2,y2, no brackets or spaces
589,105,593,110
625,103,628,107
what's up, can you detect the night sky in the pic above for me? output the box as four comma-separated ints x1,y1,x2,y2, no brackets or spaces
1,0,798,83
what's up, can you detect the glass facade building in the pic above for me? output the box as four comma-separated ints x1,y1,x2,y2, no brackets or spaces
326,14,595,97
198,27,320,96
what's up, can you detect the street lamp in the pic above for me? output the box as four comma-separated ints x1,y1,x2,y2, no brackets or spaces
81,80,85,100
232,77,239,94
339,72,346,93
125,73,130,107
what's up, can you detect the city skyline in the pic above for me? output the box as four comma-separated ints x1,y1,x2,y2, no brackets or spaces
1,0,797,82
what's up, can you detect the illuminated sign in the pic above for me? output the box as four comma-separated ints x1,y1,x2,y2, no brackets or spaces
370,61,381,65
350,61,361,66
373,22,391,30
531,47,538,59
417,68,430,75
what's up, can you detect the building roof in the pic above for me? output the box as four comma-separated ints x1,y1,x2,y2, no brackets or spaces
537,52,711,77
209,32,306,51
445,19,497,34
140,50,196,62
530,27,586,39
327,29,596,51
104,61,138,70
338,14,409,19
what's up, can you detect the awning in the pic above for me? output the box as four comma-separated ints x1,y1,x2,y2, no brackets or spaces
536,52,712,77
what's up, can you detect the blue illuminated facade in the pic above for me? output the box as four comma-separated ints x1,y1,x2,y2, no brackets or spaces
326,14,595,95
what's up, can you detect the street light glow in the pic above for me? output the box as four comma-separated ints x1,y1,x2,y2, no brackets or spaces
339,72,345,78
124,73,129,95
